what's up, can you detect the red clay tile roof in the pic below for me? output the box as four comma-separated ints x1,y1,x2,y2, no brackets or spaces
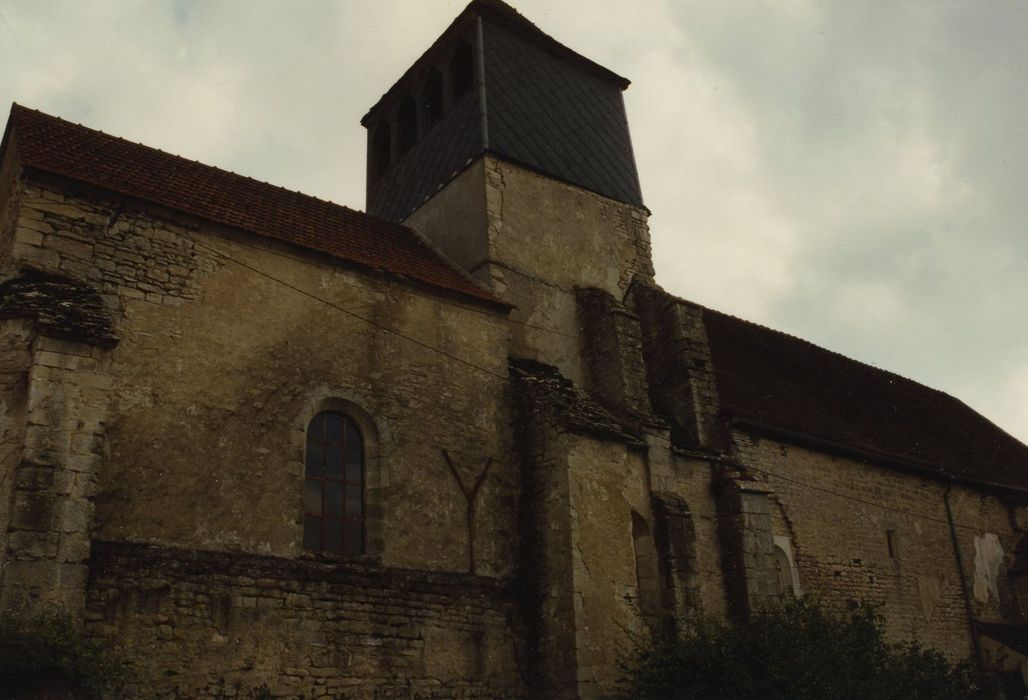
703,307,1028,491
2,104,502,306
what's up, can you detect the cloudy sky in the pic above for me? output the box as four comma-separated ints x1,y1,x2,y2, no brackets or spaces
1,1,1026,444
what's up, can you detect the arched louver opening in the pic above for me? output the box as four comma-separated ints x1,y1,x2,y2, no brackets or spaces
371,120,391,178
451,39,474,99
422,67,444,127
397,94,418,154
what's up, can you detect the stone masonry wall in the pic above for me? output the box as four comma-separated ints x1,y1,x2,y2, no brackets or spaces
731,429,1020,660
0,318,33,564
481,157,654,387
510,389,577,700
564,434,652,700
10,178,211,310
629,284,721,450
2,334,113,614
3,174,517,579
574,287,652,422
656,451,730,620
405,156,655,388
86,541,525,699
0,152,23,267
714,477,783,622
0,171,526,694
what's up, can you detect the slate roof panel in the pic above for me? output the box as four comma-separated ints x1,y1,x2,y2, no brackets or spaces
4,105,500,306
482,19,644,208
366,91,483,222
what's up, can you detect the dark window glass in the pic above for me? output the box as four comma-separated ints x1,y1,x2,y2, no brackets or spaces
303,515,320,550
451,39,474,99
325,445,344,476
326,413,343,442
303,411,365,556
305,441,324,476
423,68,444,126
397,95,417,154
371,120,391,178
344,526,362,557
323,519,343,554
346,486,362,518
345,424,362,482
303,481,321,516
324,482,344,517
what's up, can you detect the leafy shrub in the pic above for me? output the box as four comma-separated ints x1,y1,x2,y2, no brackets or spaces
613,598,987,700
0,611,129,699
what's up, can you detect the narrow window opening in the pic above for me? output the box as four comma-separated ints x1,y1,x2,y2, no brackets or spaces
371,120,391,178
886,529,897,559
773,545,796,597
632,511,662,626
422,68,444,127
397,94,418,154
451,39,474,99
304,411,364,556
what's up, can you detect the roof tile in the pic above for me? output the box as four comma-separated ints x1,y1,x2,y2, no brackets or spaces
3,105,502,306
702,306,1028,490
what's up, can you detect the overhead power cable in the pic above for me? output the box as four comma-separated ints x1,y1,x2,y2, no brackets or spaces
187,235,509,382
184,233,1013,537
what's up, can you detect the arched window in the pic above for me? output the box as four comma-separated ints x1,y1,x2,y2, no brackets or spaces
450,39,474,99
397,94,418,154
422,67,444,127
304,411,364,556
371,119,391,178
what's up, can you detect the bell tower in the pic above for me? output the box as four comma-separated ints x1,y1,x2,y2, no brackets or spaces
362,0,654,383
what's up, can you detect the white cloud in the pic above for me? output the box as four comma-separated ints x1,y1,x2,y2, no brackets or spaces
0,0,1025,444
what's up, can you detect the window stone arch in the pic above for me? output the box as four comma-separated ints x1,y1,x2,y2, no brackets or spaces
293,395,384,559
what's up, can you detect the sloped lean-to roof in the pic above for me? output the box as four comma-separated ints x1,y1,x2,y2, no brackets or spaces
1,104,502,307
0,269,118,347
701,305,1028,492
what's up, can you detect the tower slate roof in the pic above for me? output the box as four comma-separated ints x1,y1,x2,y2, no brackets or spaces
1,105,503,307
364,0,643,222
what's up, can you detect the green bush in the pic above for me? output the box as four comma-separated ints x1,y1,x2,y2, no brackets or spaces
613,598,986,700
0,611,128,699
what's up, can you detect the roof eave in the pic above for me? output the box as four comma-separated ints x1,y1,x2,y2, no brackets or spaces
728,416,1028,499
20,166,511,312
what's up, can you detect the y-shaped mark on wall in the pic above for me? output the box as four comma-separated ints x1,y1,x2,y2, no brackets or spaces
442,449,493,575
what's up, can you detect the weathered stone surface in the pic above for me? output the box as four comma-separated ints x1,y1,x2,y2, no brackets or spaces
85,541,525,699
0,270,118,346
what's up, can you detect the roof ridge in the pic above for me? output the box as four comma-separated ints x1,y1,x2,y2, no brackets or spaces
639,281,958,404
361,0,629,124
5,104,504,306
703,305,961,402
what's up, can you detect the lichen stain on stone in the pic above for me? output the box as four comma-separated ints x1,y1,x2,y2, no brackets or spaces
973,532,1004,603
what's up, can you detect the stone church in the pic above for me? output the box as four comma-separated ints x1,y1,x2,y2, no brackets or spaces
2,0,1028,697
